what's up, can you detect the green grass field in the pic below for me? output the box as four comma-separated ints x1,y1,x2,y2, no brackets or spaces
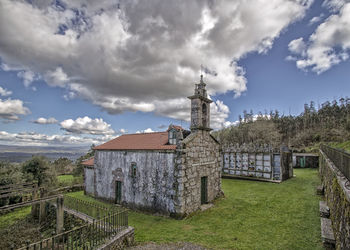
57,174,75,184
330,140,350,153
65,168,323,249
57,174,83,186
0,206,31,229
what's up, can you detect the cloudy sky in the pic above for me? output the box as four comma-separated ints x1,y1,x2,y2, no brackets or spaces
0,0,349,147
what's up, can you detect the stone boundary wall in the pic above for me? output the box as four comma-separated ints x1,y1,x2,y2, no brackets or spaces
97,226,134,250
319,150,350,249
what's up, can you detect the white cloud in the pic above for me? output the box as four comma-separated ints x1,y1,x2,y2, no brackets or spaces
0,98,30,121
289,2,350,73
210,100,231,130
63,91,76,101
17,70,37,87
136,128,155,134
322,0,350,11
285,55,298,61
60,116,115,135
288,38,306,56
309,14,324,25
33,117,58,124
44,67,69,87
0,86,12,96
152,97,231,130
0,0,313,125
0,130,109,146
119,128,127,134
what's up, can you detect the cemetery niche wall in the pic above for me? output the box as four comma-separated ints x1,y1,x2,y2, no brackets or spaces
222,144,293,182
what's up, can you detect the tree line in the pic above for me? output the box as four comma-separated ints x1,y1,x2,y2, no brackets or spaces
214,97,350,150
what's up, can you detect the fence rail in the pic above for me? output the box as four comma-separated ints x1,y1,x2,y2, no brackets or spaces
321,144,350,181
17,209,128,250
0,182,38,199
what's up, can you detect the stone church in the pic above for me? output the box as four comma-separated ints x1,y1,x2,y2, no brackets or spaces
83,76,222,217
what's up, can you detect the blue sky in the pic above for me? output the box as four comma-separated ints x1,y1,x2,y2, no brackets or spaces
0,0,349,147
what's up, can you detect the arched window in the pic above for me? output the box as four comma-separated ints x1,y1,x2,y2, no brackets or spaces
202,103,207,127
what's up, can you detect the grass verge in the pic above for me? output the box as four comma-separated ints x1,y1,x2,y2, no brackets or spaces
65,169,323,250
0,206,31,229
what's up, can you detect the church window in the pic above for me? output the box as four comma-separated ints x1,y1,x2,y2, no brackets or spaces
131,163,137,177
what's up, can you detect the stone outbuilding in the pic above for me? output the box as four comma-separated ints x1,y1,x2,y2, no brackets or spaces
83,76,222,217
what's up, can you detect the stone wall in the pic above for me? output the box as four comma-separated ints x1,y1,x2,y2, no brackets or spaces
319,150,350,249
173,130,222,216
98,226,134,250
94,150,176,214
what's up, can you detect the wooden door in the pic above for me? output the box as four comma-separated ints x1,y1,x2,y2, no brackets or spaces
115,181,122,204
201,176,208,205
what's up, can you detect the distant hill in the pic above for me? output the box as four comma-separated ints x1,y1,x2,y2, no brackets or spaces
0,145,89,163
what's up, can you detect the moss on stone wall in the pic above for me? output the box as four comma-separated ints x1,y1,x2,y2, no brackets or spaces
320,152,350,250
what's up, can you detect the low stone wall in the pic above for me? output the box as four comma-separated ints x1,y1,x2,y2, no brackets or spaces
98,226,134,250
319,150,350,250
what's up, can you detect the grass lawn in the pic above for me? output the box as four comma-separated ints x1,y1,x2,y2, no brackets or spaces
65,169,323,250
0,206,31,229
57,174,75,184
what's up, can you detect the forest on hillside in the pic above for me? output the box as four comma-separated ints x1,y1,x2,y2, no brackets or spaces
214,97,350,151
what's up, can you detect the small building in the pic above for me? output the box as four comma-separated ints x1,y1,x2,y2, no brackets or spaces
83,76,222,217
222,144,293,182
293,153,319,168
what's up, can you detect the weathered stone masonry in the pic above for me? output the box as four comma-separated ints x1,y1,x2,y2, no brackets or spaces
174,130,222,216
319,149,350,250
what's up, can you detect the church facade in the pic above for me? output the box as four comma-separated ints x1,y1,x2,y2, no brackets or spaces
83,76,222,217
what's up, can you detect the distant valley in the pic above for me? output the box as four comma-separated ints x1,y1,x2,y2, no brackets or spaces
0,145,89,162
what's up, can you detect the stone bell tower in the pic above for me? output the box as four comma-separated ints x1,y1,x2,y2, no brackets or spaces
188,75,212,131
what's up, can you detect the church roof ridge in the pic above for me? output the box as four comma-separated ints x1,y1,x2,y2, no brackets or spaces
93,130,177,151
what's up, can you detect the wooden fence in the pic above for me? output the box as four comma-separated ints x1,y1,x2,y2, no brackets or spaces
0,182,38,199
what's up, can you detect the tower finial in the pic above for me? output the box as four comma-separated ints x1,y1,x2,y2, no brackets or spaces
200,74,203,83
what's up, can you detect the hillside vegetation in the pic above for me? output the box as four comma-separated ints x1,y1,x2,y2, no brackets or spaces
214,97,350,151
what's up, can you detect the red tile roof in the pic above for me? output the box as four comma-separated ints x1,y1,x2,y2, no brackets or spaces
81,157,94,166
94,132,176,150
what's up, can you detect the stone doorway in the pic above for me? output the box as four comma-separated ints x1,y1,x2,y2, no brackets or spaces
115,181,122,204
